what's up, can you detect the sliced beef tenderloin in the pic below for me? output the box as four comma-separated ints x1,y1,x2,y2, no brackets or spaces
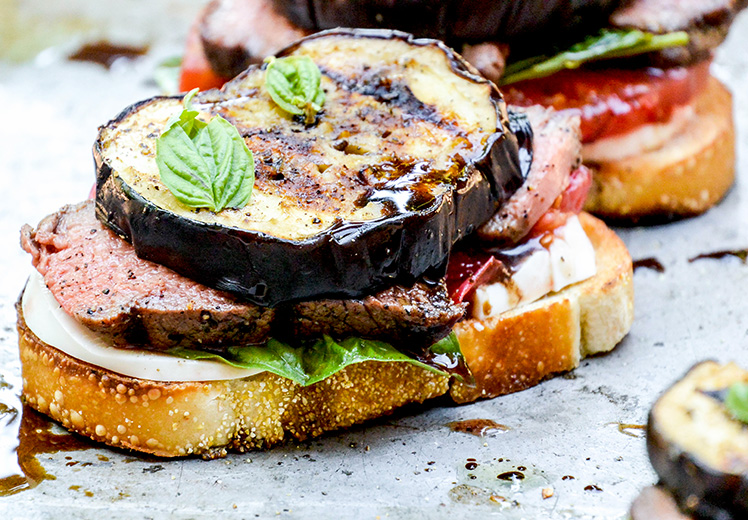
289,282,465,349
21,201,275,350
21,201,464,352
200,0,308,79
610,0,748,66
477,106,581,244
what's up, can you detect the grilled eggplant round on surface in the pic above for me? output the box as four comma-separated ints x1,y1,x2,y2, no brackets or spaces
273,0,622,44
647,361,748,519
95,29,530,306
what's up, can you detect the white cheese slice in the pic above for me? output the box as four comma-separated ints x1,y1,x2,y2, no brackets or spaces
22,271,262,382
472,215,597,320
582,104,695,163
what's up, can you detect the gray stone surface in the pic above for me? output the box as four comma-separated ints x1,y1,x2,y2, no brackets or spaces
1,2,747,518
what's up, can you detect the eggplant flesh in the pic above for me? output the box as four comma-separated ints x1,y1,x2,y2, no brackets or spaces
647,361,748,519
95,29,529,306
273,0,622,44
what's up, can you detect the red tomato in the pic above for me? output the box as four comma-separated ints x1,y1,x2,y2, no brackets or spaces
530,166,592,236
179,20,230,92
503,61,710,143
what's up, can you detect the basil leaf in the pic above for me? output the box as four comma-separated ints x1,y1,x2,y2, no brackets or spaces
725,382,748,423
156,90,254,212
265,55,325,124
501,29,689,85
167,332,466,387
153,56,182,95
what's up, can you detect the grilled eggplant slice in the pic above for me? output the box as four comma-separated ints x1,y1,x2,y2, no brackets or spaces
95,29,530,306
647,361,748,519
273,0,621,43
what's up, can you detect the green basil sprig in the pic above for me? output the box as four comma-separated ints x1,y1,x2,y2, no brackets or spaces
501,29,689,85
264,55,325,124
168,332,465,387
156,88,255,212
725,382,748,423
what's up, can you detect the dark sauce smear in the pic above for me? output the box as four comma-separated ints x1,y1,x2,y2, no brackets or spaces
69,41,147,69
1,402,93,497
689,250,748,264
447,419,510,437
632,257,665,273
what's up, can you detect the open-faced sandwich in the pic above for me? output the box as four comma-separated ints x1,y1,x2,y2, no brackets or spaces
18,30,633,457
185,0,745,221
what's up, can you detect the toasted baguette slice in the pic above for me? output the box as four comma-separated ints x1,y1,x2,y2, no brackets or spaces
583,76,735,220
17,213,632,457
450,212,633,402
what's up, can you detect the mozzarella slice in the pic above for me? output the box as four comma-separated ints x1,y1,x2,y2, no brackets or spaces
472,215,597,320
582,104,695,163
22,271,262,382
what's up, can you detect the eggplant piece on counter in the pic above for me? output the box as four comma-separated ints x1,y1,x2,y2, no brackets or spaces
647,361,748,519
95,29,530,306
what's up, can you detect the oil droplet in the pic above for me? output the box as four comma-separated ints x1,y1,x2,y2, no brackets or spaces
447,419,510,437
497,471,525,481
610,422,646,438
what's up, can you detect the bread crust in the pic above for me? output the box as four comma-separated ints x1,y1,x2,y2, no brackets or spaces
583,76,735,220
16,213,633,456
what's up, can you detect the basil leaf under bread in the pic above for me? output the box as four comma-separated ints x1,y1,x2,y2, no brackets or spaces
501,29,689,85
156,88,255,212
168,332,465,386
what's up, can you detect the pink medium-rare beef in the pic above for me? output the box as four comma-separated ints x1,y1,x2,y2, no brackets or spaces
21,201,465,351
200,0,308,79
477,106,581,244
460,42,509,85
610,0,748,66
21,201,275,350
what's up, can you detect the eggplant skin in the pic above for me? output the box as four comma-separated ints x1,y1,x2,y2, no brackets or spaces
95,29,530,307
647,361,748,519
274,0,622,43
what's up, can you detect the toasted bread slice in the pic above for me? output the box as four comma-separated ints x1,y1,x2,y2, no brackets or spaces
450,212,633,402
584,76,735,220
17,213,632,456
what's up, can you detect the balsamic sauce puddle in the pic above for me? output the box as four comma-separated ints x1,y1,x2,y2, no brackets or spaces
1,373,96,497
68,41,148,69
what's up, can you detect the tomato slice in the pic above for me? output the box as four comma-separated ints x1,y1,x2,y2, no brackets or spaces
446,166,591,303
503,61,710,143
178,18,230,92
